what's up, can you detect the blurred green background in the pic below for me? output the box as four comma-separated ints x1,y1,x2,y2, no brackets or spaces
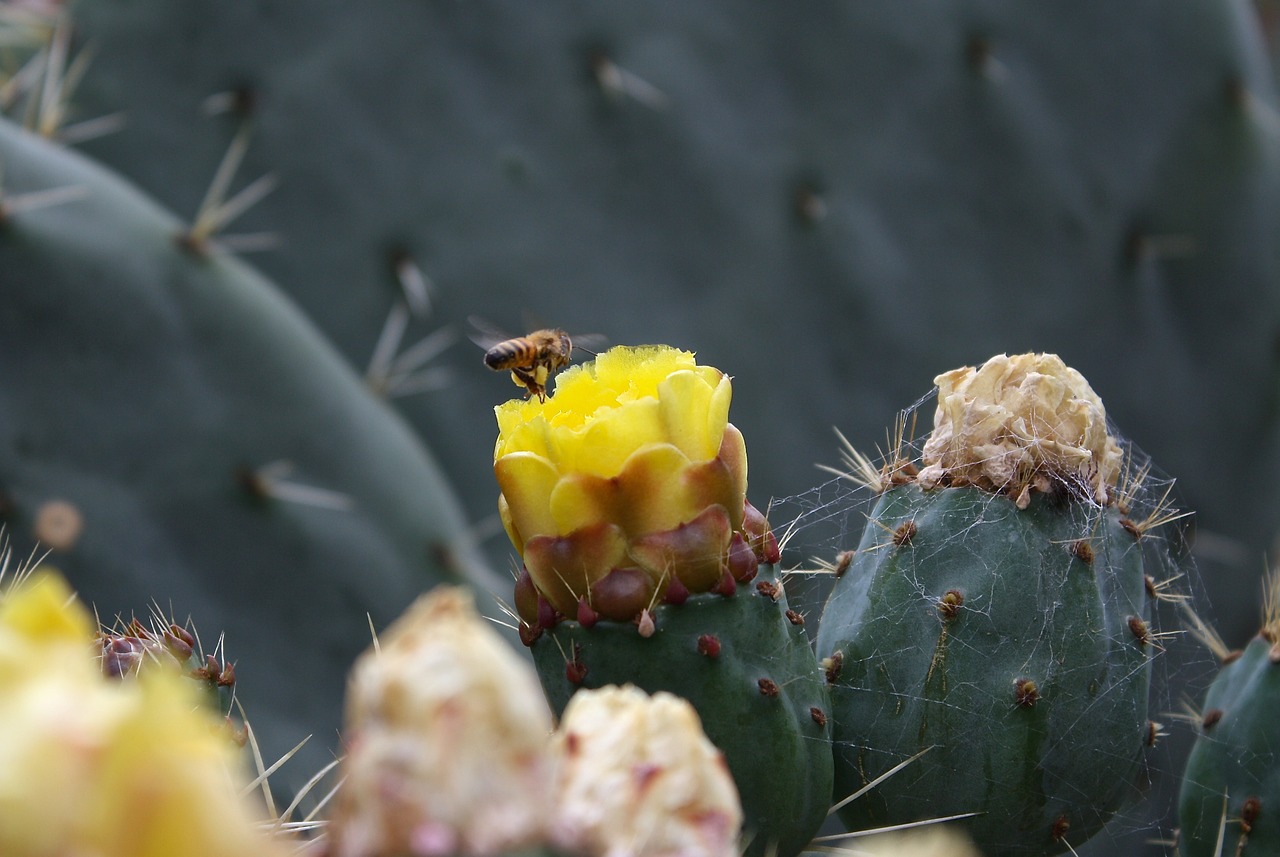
3,2,1278,854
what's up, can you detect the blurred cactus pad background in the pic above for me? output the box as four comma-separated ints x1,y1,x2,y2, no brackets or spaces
3,1,1280,855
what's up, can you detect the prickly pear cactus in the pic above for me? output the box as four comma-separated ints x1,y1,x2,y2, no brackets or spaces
1178,583,1280,857
817,354,1155,857
0,113,491,774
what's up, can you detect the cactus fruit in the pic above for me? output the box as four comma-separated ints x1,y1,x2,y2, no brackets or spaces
532,562,830,857
0,112,490,774
494,346,832,857
816,354,1155,856
1178,574,1280,856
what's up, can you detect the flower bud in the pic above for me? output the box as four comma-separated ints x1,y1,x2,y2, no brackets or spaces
550,685,742,857
329,586,556,857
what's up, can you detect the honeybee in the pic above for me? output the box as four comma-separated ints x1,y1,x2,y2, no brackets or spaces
472,318,603,402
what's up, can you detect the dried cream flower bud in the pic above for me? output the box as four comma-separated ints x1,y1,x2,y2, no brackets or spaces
330,587,556,857
551,685,742,857
917,353,1122,508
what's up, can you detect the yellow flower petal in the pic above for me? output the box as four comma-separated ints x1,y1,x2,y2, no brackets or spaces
615,443,696,535
549,472,621,535
687,424,748,531
555,397,665,478
86,673,260,857
494,453,561,540
496,417,553,463
658,368,728,463
0,571,93,647
498,494,521,554
592,345,699,402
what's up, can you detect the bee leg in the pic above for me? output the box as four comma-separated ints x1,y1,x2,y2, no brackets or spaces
510,366,546,402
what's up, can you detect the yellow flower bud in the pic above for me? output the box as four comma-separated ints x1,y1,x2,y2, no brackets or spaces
550,685,743,857
494,346,775,628
917,353,1122,508
0,571,282,857
329,587,557,857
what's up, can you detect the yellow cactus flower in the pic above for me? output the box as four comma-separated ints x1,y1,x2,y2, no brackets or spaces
329,586,557,857
494,345,778,631
0,571,283,857
550,685,743,857
917,353,1123,508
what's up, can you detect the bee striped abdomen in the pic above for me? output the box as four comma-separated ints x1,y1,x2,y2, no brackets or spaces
484,339,536,371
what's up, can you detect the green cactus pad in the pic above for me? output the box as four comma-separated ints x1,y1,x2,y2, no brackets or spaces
816,484,1151,857
0,114,491,774
531,563,832,857
1179,636,1280,856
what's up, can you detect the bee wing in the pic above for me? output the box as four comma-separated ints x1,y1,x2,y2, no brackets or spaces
570,333,609,355
468,315,513,351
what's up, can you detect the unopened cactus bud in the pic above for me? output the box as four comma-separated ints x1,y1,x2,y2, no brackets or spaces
328,586,556,857
98,633,158,677
550,685,742,857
